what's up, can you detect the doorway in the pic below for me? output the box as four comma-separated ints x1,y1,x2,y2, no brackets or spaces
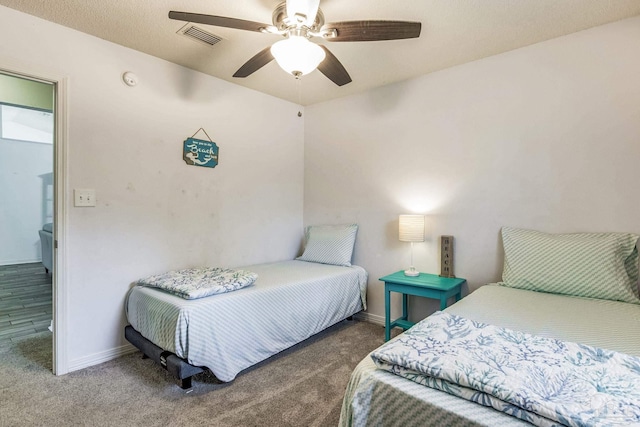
0,65,68,375
0,74,54,353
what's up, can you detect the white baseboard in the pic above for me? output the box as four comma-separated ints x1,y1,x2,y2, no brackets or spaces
0,258,42,266
355,311,385,327
67,343,137,372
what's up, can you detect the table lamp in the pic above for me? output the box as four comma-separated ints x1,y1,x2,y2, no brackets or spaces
399,214,425,277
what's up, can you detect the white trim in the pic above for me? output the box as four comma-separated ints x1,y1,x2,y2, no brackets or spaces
0,59,69,376
355,311,385,326
52,76,69,375
68,344,137,372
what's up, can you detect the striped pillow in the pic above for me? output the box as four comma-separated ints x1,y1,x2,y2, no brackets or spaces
296,224,358,267
500,227,640,304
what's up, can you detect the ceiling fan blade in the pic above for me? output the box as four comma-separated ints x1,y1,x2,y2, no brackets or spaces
169,11,270,33
317,46,352,86
286,0,320,27
233,46,275,78
322,20,421,42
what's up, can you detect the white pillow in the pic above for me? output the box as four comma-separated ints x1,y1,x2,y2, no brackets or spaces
296,224,358,267
500,227,640,304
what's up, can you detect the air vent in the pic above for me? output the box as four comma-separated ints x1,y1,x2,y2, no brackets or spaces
177,23,223,47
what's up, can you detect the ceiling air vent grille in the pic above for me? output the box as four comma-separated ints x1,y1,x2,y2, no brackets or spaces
178,24,223,47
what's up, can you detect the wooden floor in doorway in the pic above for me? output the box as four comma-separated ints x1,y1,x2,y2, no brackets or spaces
0,263,52,345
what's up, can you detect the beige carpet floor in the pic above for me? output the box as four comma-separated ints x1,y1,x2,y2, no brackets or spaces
0,319,384,427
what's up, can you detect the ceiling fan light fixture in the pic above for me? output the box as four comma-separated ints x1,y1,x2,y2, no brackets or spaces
270,36,326,77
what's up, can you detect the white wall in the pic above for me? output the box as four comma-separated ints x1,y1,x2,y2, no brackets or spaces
0,6,304,369
0,138,52,264
304,16,640,323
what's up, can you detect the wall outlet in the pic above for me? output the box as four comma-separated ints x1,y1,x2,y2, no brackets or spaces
74,189,96,207
440,235,455,278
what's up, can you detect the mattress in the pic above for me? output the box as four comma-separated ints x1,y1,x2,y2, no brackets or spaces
126,259,367,382
339,284,640,427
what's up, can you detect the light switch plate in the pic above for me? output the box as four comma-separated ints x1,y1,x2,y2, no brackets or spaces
74,189,96,207
440,235,455,278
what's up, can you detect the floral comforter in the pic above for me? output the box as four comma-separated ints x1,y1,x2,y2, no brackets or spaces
136,267,257,299
371,311,640,427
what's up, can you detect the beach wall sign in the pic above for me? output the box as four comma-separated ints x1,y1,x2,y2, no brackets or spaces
183,137,219,168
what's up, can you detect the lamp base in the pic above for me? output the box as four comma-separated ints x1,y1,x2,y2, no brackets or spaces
404,268,420,277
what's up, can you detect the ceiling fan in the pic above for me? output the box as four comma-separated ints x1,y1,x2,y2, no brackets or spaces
169,0,421,86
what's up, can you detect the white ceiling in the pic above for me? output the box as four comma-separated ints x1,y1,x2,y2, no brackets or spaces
2,0,639,105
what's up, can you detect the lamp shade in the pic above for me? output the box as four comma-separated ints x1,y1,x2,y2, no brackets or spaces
271,36,326,76
399,215,425,242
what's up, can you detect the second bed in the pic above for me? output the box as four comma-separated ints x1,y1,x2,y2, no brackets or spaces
340,226,640,426
339,283,640,426
126,259,367,384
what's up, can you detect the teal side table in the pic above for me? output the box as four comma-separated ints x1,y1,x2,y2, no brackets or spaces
380,271,466,341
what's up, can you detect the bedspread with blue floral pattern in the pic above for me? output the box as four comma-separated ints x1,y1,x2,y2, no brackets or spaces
136,268,257,299
371,311,640,427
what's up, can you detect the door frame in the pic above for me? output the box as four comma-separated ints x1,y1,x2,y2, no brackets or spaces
0,60,69,375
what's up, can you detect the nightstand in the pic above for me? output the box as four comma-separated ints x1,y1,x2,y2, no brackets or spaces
380,271,466,341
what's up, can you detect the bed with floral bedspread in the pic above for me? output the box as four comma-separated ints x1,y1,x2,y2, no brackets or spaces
339,227,640,427
372,311,640,427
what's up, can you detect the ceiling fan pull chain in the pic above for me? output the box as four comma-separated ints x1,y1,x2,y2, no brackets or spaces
296,77,302,117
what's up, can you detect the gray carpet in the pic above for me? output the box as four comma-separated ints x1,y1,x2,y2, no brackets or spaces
0,319,384,426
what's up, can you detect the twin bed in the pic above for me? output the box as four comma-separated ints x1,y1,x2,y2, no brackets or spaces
126,259,366,386
339,284,640,426
340,227,640,426
125,224,364,388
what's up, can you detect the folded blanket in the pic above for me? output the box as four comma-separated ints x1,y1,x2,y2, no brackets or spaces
371,311,640,427
136,268,257,299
